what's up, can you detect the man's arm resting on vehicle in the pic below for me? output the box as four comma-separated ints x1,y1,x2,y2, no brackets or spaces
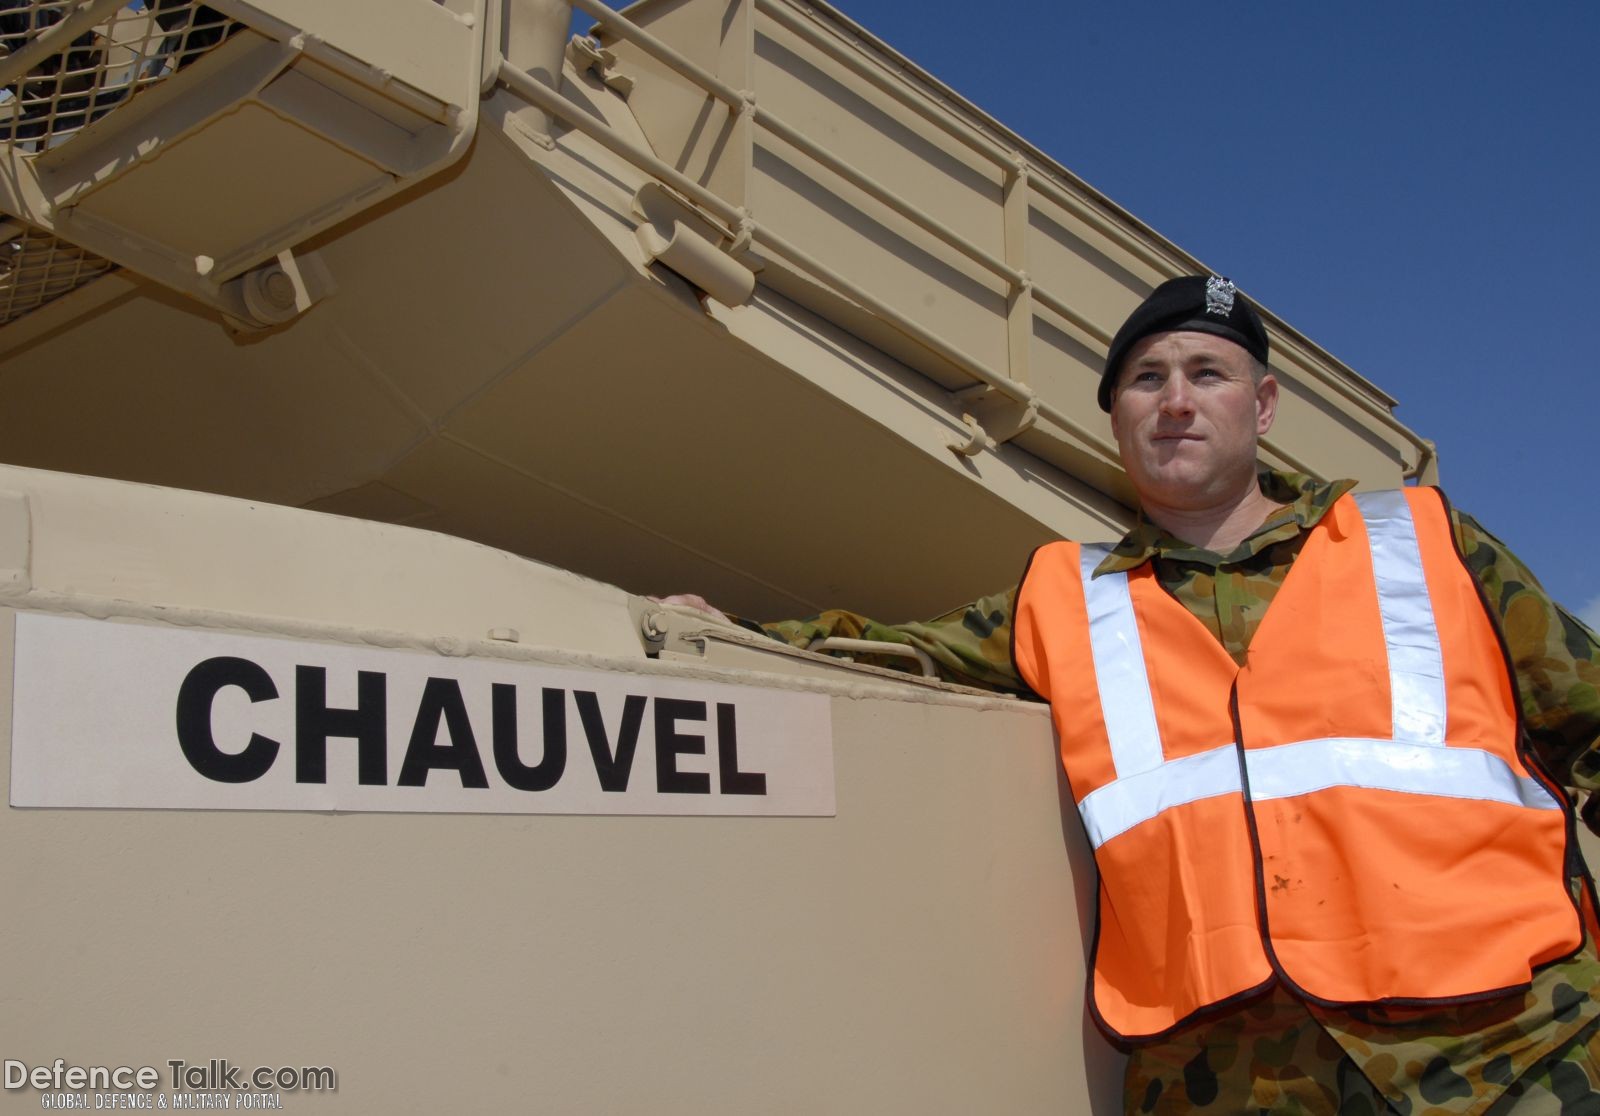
748,587,1026,693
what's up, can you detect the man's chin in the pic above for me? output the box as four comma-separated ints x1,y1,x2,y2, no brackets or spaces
1131,466,1248,509
1135,462,1212,493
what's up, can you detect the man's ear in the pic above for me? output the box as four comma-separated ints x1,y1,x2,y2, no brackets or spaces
1255,373,1279,436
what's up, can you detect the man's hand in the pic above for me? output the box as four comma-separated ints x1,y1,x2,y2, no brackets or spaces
649,594,733,626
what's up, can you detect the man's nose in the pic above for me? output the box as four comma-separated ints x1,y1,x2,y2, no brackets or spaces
1158,375,1194,416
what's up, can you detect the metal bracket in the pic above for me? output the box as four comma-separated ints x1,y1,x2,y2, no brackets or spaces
632,182,756,307
218,247,334,333
566,34,634,96
946,384,1039,457
1406,439,1440,486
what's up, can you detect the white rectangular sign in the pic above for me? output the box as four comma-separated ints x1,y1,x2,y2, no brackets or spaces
9,612,835,816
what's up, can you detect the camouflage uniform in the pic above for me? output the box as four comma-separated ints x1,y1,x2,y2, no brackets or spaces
754,471,1600,1114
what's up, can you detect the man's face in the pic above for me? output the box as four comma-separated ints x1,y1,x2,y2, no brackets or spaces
1109,331,1279,510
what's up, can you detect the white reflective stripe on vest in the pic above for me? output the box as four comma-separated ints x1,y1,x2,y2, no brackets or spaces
1078,743,1240,848
1080,543,1163,778
1078,735,1560,850
1353,490,1448,744
1244,737,1561,810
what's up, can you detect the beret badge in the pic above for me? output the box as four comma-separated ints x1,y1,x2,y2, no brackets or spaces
1204,275,1236,317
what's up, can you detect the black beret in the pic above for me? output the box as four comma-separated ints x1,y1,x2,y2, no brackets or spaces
1098,275,1269,412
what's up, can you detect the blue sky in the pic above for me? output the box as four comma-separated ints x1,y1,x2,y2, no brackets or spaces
824,1,1597,627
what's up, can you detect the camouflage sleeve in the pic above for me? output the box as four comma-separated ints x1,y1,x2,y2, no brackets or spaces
748,587,1026,693
1452,509,1600,794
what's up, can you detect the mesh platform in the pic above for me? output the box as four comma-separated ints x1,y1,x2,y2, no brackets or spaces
0,221,114,325
0,2,241,324
1,0,240,152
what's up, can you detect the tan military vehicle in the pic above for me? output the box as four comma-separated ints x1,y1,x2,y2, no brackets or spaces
0,1,1467,1112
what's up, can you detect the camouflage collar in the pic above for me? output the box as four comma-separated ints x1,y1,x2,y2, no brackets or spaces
1096,469,1359,576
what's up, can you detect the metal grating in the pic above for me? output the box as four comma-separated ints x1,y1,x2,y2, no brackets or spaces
0,222,114,324
1,0,240,152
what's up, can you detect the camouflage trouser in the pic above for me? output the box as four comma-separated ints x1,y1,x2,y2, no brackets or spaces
1126,1005,1600,1115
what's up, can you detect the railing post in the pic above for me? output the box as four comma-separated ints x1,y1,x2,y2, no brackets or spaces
732,0,757,216
1003,156,1032,388
500,0,571,140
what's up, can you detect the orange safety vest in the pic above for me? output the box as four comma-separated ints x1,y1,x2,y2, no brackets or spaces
1013,487,1582,1044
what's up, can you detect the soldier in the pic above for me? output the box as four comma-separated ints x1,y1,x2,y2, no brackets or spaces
667,275,1600,1113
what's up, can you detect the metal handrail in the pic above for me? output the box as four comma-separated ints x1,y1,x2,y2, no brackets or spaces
560,3,1062,414
807,637,937,679
752,0,1435,476
495,58,1061,440
577,0,1026,296
562,0,1123,454
570,0,745,107
519,3,1424,480
758,0,1172,278
498,62,743,229
498,59,1136,470
756,0,1183,280
752,220,1052,425
746,38,1389,476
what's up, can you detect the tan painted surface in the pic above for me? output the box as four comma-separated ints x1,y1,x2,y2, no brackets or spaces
0,465,1122,1113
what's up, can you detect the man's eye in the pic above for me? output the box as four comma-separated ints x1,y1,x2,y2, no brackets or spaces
1195,367,1222,379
